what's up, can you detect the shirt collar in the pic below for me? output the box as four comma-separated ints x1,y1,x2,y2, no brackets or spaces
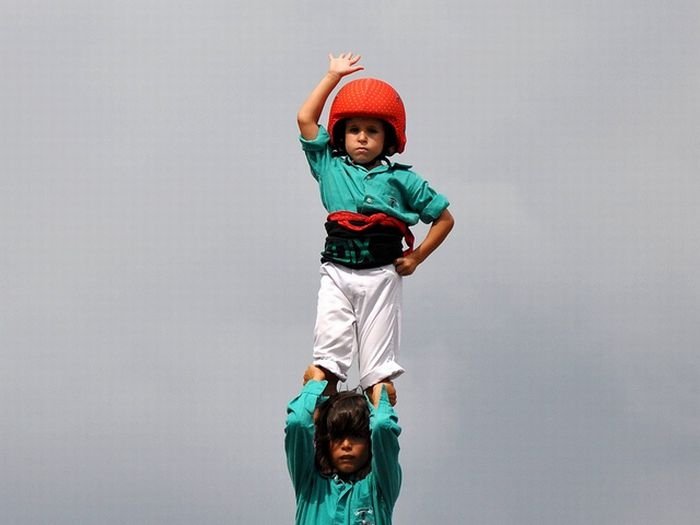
343,156,412,172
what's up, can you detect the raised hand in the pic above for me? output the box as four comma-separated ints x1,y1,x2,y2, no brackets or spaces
303,364,327,384
303,364,339,396
328,52,365,78
368,381,397,407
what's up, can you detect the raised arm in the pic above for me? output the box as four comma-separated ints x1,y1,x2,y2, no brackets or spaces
297,53,364,140
394,208,455,276
367,380,397,407
368,384,402,506
285,368,329,496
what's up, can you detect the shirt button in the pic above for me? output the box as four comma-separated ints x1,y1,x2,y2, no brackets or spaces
366,197,373,203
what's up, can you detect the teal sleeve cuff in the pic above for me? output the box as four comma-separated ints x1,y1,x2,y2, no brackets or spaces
301,379,328,396
420,195,450,223
299,126,331,151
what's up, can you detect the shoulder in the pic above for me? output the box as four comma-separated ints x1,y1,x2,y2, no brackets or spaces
387,160,426,181
387,159,414,172
385,160,428,188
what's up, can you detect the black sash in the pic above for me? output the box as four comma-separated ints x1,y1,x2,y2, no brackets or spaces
321,220,403,269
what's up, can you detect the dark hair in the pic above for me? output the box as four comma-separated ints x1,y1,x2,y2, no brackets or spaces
314,391,372,478
331,119,398,158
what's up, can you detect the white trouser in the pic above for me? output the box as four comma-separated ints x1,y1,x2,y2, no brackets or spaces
313,262,405,389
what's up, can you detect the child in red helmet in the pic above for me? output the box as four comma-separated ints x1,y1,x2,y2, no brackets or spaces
297,53,454,395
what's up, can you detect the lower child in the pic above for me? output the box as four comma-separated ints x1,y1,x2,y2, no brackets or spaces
285,365,401,525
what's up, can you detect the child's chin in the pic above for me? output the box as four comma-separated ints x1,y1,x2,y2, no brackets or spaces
351,156,379,167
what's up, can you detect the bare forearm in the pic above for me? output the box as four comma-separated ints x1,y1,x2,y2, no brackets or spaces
297,72,343,139
394,209,454,276
413,208,454,263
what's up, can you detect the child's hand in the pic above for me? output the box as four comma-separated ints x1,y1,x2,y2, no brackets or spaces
393,253,421,276
303,364,327,384
394,209,454,276
368,381,397,407
328,52,364,78
303,365,339,395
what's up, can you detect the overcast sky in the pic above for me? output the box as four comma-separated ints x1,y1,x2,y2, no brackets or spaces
2,1,699,524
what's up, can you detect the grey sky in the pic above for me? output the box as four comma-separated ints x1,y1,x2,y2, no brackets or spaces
2,1,699,524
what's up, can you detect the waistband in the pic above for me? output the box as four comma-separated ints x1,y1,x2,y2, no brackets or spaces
326,211,414,255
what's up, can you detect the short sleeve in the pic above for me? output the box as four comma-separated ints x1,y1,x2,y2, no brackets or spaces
402,172,450,223
300,126,334,181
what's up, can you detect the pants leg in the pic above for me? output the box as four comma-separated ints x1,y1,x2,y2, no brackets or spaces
312,263,357,382
312,263,405,388
354,265,405,389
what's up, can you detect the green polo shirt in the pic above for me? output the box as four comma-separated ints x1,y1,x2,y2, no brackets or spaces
285,381,402,525
301,126,449,225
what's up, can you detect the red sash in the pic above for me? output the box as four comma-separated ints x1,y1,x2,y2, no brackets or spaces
327,211,414,256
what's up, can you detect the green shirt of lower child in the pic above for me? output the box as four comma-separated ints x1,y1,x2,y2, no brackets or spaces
285,367,402,525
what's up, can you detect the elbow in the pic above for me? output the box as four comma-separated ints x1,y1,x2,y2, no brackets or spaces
443,208,455,225
285,416,314,440
371,413,401,437
438,208,455,233
285,407,312,431
297,112,320,140
297,110,315,129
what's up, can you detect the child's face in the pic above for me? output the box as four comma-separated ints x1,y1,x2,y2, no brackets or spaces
330,435,370,475
344,117,386,167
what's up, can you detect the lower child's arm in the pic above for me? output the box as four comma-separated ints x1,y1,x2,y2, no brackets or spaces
394,208,454,276
285,380,327,495
369,386,402,505
367,381,397,407
303,364,339,397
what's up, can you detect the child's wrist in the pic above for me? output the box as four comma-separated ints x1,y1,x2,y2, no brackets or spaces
325,71,343,83
408,251,424,265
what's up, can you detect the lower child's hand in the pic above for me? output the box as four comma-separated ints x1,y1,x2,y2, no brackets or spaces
368,381,397,407
304,365,339,396
303,365,327,384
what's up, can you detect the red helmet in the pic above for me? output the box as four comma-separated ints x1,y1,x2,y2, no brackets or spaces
328,78,407,154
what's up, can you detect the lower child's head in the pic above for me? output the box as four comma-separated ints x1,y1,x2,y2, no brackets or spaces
328,78,406,162
314,391,372,479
